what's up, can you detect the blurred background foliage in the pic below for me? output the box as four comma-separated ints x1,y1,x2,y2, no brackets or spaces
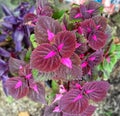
0,0,35,18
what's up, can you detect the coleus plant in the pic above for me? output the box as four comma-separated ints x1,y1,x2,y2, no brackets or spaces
0,0,117,116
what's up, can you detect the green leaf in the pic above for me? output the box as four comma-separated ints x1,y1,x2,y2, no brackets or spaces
30,34,38,48
24,48,32,62
32,69,39,80
99,6,104,13
102,55,117,76
6,96,14,103
109,44,116,54
52,9,65,19
51,80,59,92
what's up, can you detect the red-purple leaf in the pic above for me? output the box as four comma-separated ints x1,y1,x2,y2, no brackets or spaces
63,105,96,116
75,43,88,54
59,89,89,115
24,13,37,25
86,1,101,16
55,31,76,58
88,31,107,50
31,43,61,72
81,105,96,116
18,64,32,78
5,77,29,99
87,50,103,68
70,53,81,66
83,81,110,102
54,64,82,80
81,19,96,36
28,82,46,104
80,4,91,19
81,61,90,75
9,57,26,75
40,6,53,17
61,58,72,69
44,102,62,116
92,16,107,32
34,16,62,44
70,7,81,20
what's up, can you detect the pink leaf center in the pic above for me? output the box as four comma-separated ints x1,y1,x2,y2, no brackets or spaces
58,43,64,51
81,61,88,68
73,94,82,102
25,74,32,79
86,9,94,14
32,84,39,94
15,80,22,89
19,65,23,69
89,56,96,61
76,43,81,48
88,69,92,75
96,25,101,30
74,13,82,18
106,57,110,63
47,29,55,42
44,51,56,59
86,89,94,94
61,58,72,69
75,83,82,89
92,35,97,41
53,106,61,113
53,94,63,103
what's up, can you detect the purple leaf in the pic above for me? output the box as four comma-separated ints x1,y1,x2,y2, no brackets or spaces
0,34,7,42
1,4,13,16
35,16,62,44
55,31,76,58
13,29,24,52
4,16,17,24
0,47,10,57
5,77,29,99
31,43,61,72
0,59,8,77
82,81,110,102
28,82,46,104
2,22,13,30
59,89,89,115
1,74,9,96
8,57,26,75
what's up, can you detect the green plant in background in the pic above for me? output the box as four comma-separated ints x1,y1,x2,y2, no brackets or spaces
97,40,120,80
